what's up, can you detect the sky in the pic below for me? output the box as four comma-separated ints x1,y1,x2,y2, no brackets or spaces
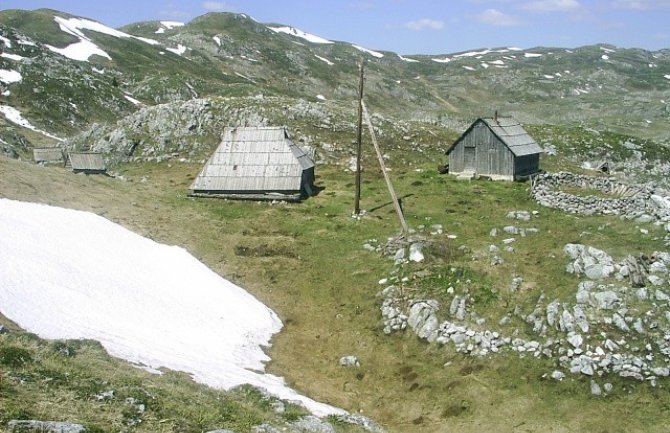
1,0,669,55
0,197,344,417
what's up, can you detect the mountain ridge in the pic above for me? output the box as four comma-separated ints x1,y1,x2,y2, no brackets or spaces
1,8,669,161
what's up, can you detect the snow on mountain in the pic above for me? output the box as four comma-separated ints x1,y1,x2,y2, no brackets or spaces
0,199,344,417
0,69,22,84
166,44,188,56
524,52,543,58
161,21,184,29
352,44,384,58
0,105,63,141
1,52,26,61
46,39,112,62
432,57,451,63
45,15,160,61
315,54,334,65
398,54,419,63
213,35,222,46
267,26,333,44
0,35,11,48
156,21,185,34
123,94,141,105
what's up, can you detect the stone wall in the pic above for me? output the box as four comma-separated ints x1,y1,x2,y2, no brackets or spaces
531,172,670,223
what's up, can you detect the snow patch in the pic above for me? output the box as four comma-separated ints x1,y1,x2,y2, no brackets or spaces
267,26,332,44
316,94,327,101
155,27,165,34
46,15,160,61
524,52,543,58
46,39,111,62
0,69,22,84
398,54,419,63
314,54,333,65
664,75,670,80
161,21,184,29
166,44,188,56
453,47,520,59
490,59,505,65
543,74,555,79
0,199,345,417
481,62,490,69
463,66,476,71
600,46,616,53
124,94,141,105
601,54,610,60
17,37,36,46
352,44,384,58
1,52,25,61
431,57,451,63
213,36,221,46
0,35,11,48
0,105,63,141
92,67,105,74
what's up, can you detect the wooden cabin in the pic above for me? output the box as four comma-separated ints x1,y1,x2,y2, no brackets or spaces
33,147,64,165
67,152,107,174
189,126,316,201
446,116,542,180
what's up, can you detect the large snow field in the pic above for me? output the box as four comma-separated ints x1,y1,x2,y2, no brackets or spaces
0,198,343,416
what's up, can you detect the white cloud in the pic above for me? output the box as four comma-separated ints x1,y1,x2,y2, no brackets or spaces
522,0,581,11
202,1,236,11
613,0,670,9
404,18,445,31
477,9,522,26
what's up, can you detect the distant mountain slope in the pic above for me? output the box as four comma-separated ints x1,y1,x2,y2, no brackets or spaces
1,8,669,159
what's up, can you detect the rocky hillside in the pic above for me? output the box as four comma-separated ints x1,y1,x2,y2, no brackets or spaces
1,8,669,162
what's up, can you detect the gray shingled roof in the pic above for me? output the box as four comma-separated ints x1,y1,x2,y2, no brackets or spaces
480,117,543,157
33,147,64,163
190,127,314,193
68,152,106,171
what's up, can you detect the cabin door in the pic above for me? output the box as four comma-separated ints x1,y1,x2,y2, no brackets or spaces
463,146,476,171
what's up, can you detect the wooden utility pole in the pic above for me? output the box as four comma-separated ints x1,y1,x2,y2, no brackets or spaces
354,62,364,215
361,101,409,235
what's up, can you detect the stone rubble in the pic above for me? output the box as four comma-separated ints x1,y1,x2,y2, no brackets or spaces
371,207,670,394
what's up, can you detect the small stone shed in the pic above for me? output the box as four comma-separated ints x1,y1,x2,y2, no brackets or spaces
67,152,107,174
189,126,317,201
446,116,543,180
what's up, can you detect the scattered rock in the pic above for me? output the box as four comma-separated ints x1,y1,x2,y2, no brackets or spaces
8,421,85,433
339,355,360,367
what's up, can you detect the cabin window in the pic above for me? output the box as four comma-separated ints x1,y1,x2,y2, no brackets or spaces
233,165,238,170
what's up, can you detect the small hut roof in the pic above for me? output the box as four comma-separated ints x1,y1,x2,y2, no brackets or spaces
447,117,543,157
68,152,106,171
190,127,314,193
33,147,64,163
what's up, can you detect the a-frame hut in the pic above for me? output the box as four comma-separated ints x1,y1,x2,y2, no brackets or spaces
189,126,316,201
67,152,107,174
446,116,543,180
33,147,64,165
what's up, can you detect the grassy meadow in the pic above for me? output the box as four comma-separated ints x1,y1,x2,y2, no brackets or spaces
1,148,669,432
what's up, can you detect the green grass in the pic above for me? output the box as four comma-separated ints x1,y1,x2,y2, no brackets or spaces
1,154,669,433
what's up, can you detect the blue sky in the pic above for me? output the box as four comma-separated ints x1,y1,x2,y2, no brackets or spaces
2,0,669,54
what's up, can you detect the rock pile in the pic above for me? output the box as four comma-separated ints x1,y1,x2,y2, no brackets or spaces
373,209,670,390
